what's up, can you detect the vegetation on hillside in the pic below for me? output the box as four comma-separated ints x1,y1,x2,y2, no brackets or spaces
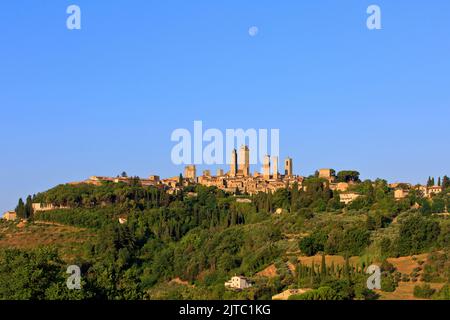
1,175,449,300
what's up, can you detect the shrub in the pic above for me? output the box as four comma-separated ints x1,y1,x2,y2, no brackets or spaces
433,284,450,300
413,284,436,299
381,274,397,292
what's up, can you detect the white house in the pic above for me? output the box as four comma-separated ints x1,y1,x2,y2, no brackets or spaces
225,276,253,290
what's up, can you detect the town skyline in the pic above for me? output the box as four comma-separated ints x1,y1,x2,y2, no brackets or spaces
5,142,447,218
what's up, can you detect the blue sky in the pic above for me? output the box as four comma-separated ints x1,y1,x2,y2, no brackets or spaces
1,0,449,214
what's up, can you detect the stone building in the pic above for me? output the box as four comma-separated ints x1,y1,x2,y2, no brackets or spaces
319,169,336,182
2,211,17,221
225,276,253,290
230,149,238,177
272,156,279,180
238,145,250,177
394,188,410,200
284,158,293,177
32,203,70,212
339,192,360,204
184,165,197,181
263,155,271,180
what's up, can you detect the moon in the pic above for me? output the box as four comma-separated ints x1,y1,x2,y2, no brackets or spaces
248,26,259,37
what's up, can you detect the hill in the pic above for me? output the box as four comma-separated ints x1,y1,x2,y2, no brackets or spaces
0,179,449,300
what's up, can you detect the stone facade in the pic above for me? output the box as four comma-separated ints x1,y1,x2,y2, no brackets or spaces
284,158,293,177
2,211,17,221
225,276,253,290
339,192,360,204
238,145,250,177
32,203,70,212
184,165,196,181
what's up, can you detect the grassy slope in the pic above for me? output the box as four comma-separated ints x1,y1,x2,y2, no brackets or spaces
0,220,96,262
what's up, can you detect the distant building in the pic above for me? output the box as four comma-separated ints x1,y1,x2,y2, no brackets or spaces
202,170,211,177
32,203,70,212
225,276,253,290
330,182,349,192
415,185,443,198
161,177,180,188
184,165,197,181
230,149,238,177
272,156,279,180
319,169,335,182
148,175,160,182
339,192,360,204
238,146,250,177
217,169,224,177
263,155,271,180
284,158,293,177
3,211,17,221
427,185,443,197
394,188,410,200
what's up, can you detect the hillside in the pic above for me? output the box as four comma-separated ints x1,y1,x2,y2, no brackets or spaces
1,178,449,300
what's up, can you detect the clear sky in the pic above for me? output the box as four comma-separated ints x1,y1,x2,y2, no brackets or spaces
1,0,449,214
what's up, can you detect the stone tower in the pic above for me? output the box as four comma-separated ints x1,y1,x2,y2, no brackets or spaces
284,158,293,177
272,156,279,180
263,155,271,180
184,165,196,181
239,145,250,177
230,149,238,177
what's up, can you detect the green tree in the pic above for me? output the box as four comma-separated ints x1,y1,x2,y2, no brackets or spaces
25,195,33,219
442,176,450,190
15,198,26,219
397,214,441,256
336,171,361,183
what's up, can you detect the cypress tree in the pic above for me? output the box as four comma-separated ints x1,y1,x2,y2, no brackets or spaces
442,176,450,189
25,195,33,219
15,198,26,219
320,254,327,278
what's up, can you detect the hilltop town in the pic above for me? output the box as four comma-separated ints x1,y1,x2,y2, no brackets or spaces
3,145,446,221
1,145,449,301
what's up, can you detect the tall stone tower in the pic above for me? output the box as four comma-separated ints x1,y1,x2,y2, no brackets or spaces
263,155,271,180
230,149,238,177
284,158,293,177
184,165,197,181
239,145,250,177
272,156,279,180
